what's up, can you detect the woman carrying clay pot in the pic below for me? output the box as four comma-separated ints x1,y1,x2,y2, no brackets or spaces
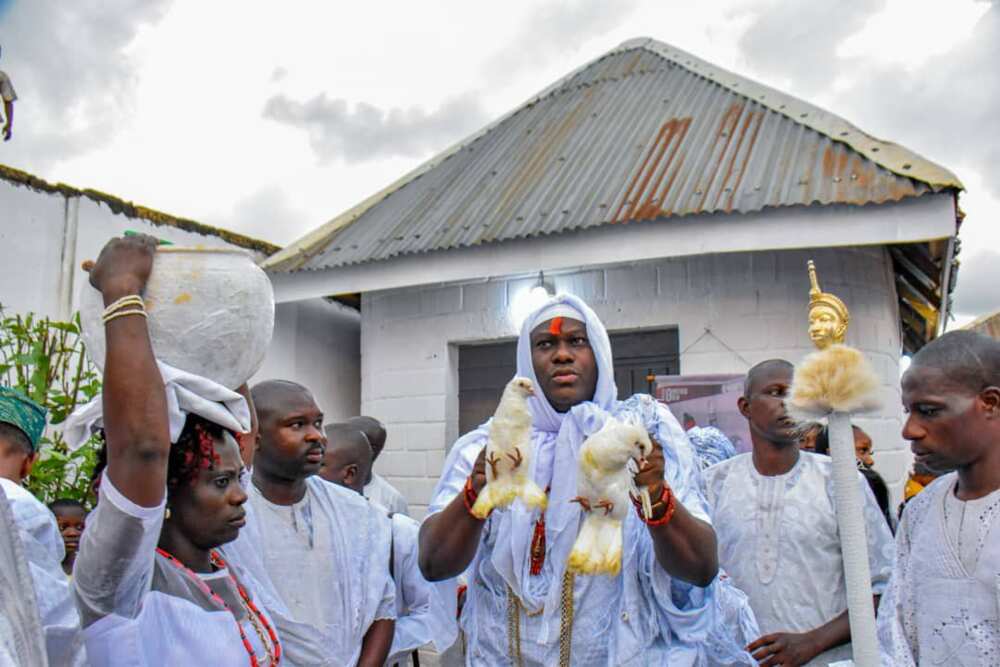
72,235,281,666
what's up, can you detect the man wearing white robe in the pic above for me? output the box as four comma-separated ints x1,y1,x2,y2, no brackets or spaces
878,331,1000,665
704,360,895,667
418,295,756,666
0,387,85,666
230,379,396,666
0,483,48,666
320,423,458,665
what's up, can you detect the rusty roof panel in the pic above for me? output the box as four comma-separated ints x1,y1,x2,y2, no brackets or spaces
265,38,960,273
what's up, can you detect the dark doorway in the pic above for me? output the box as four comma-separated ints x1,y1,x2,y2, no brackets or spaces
457,328,679,436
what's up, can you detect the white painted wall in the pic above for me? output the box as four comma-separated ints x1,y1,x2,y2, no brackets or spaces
361,246,908,518
0,176,360,421
253,300,360,421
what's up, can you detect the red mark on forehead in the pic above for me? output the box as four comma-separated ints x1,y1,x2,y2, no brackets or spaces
549,317,563,335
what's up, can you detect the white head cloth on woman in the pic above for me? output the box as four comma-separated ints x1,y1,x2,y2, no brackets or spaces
64,361,251,449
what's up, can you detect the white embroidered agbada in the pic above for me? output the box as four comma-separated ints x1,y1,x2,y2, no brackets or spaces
72,474,280,666
225,476,396,666
366,472,409,516
0,478,86,666
383,511,458,665
427,294,756,666
877,472,1000,665
704,452,896,666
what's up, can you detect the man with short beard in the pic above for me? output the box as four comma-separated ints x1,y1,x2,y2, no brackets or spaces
878,330,1000,664
418,295,752,666
234,380,396,666
704,359,894,666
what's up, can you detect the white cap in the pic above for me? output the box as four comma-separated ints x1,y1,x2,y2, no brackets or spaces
530,301,586,331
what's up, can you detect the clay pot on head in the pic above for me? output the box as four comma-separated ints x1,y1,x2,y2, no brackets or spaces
80,247,275,389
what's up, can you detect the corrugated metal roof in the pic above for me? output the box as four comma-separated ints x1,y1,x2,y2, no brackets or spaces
963,310,1000,339
265,37,962,273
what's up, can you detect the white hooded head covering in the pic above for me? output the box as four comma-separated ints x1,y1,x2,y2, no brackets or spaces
427,292,734,662
516,294,618,434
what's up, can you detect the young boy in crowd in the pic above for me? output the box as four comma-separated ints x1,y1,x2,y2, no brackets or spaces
48,498,87,577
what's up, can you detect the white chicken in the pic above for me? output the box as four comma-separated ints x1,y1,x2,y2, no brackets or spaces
470,376,548,519
567,417,653,576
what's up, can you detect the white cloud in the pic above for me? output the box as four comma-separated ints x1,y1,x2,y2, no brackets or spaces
262,92,489,164
207,185,310,246
0,0,171,170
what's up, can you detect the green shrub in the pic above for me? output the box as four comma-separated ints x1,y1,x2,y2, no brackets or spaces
0,308,102,507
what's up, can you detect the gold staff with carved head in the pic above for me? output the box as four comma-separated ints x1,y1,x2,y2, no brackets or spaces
788,261,881,667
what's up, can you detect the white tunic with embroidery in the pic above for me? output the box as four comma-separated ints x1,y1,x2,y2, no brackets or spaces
704,452,895,666
225,476,396,667
877,473,1000,665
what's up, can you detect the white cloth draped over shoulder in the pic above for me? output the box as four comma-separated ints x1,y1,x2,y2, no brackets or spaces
223,476,396,667
384,511,458,664
704,452,896,667
64,360,251,450
427,294,757,666
877,473,1000,665
0,483,48,667
0,478,86,666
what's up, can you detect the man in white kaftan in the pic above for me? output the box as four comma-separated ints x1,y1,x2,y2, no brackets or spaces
704,360,895,667
420,295,757,666
0,479,86,666
320,422,458,666
0,483,48,667
384,512,459,665
705,453,895,665
242,478,396,665
876,330,1000,665
226,379,397,666
878,473,1000,664
0,387,85,666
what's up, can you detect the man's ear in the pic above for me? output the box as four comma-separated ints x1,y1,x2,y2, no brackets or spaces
737,395,751,420
20,452,37,482
979,386,1000,418
345,463,359,486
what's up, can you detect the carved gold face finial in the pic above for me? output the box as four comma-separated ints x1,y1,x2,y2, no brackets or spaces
807,260,849,349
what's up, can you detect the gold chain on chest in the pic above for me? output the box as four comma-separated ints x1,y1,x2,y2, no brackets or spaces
506,570,576,667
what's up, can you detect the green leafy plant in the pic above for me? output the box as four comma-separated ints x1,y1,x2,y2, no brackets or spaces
0,307,102,507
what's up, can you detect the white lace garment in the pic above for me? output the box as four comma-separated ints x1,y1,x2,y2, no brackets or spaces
877,473,1000,666
704,452,896,667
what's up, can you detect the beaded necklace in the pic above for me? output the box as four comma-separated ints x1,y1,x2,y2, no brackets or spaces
155,547,281,667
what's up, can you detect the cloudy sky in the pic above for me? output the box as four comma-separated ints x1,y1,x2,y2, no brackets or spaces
0,0,996,325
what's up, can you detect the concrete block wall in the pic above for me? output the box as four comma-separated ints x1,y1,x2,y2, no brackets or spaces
361,245,908,518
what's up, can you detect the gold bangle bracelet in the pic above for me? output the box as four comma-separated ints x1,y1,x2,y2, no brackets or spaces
103,308,148,325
